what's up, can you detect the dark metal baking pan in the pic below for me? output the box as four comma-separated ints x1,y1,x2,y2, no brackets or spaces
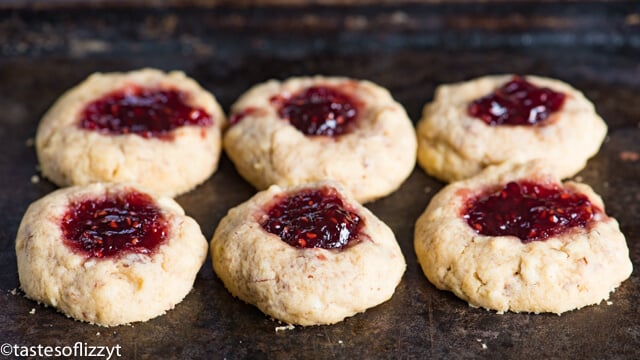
0,2,638,358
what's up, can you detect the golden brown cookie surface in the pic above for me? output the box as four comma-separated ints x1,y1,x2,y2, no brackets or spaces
414,161,632,314
36,68,226,197
211,181,406,325
16,183,207,326
416,75,607,182
224,76,417,203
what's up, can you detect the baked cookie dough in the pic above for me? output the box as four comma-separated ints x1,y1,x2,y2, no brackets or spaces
15,183,207,326
414,161,632,314
416,74,607,182
224,76,417,203
211,181,405,325
36,68,226,197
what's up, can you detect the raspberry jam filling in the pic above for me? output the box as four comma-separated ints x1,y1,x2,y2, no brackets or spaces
272,86,359,136
261,187,364,249
80,86,212,138
229,107,257,126
463,181,598,242
467,76,566,126
61,190,169,259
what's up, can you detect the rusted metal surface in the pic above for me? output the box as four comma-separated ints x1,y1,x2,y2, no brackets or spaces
0,2,638,358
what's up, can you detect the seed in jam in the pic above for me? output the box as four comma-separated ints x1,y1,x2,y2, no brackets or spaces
261,187,364,249
463,181,598,242
273,86,359,137
80,86,212,139
61,190,169,259
467,76,566,126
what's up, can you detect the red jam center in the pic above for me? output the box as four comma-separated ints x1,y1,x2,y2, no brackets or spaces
463,181,598,242
261,187,364,249
61,190,168,259
467,76,566,126
80,86,212,138
273,86,359,136
229,107,257,126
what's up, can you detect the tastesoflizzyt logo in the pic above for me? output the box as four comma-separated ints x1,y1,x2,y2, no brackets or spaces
1,342,122,359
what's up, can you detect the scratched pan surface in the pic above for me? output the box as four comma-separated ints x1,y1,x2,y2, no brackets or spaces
0,2,639,359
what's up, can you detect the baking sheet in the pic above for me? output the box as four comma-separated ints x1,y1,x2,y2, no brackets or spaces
0,2,639,359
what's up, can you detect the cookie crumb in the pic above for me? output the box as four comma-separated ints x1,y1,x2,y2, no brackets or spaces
31,175,40,184
390,11,409,25
338,340,343,344
606,300,613,305
25,137,35,147
275,324,295,332
482,343,488,349
344,15,368,30
96,332,100,336
574,176,583,182
626,13,640,25
9,288,18,296
29,308,36,314
619,151,640,162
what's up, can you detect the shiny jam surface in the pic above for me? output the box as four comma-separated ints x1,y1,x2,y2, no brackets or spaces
61,190,168,259
467,76,566,126
463,181,598,242
261,187,364,249
273,86,359,136
80,86,212,138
